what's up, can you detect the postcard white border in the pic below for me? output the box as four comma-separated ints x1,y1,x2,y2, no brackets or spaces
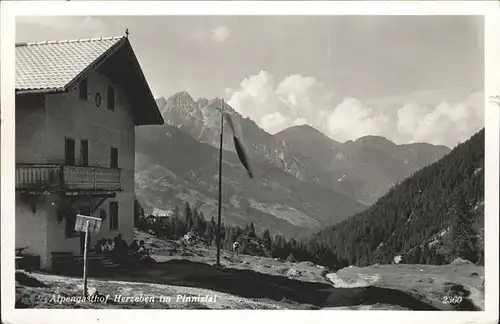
1,1,499,324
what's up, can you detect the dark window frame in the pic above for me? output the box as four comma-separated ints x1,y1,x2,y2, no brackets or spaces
107,85,115,111
65,212,78,238
80,139,89,166
79,78,88,101
65,137,76,166
110,146,118,169
109,202,119,231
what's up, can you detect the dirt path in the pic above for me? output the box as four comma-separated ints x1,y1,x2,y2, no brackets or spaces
16,271,288,309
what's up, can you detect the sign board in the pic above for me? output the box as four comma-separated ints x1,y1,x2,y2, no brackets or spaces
74,214,102,298
75,214,102,234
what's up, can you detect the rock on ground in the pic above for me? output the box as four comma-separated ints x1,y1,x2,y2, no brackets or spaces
450,258,473,265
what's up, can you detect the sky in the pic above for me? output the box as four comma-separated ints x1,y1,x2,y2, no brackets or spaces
16,15,484,148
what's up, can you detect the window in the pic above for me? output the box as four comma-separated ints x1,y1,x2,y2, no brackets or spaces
99,209,107,221
65,211,78,238
80,140,89,166
109,202,119,231
79,78,88,101
107,85,115,111
65,138,76,166
110,146,118,168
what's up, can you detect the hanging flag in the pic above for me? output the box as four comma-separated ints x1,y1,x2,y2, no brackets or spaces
223,111,253,178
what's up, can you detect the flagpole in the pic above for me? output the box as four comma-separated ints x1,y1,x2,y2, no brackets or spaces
216,98,224,266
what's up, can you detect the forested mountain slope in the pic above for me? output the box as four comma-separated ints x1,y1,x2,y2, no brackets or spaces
311,129,484,266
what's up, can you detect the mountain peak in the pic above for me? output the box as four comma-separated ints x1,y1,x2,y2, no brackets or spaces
288,124,324,134
354,135,395,147
169,91,195,103
165,91,197,114
159,91,203,125
277,124,337,143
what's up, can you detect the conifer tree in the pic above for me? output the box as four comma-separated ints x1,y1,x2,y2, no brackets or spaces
450,193,478,262
204,219,214,245
248,222,256,238
262,228,272,251
184,202,193,232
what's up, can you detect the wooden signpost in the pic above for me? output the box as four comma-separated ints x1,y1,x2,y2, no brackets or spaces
75,214,102,298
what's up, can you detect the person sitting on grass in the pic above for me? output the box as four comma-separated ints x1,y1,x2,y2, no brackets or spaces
129,240,139,253
113,234,129,263
114,234,128,253
136,240,149,259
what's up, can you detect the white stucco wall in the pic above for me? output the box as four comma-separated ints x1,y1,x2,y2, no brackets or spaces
43,70,136,245
15,94,46,162
16,69,136,268
15,195,50,268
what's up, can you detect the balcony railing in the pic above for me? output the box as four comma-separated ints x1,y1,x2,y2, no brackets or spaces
15,164,121,192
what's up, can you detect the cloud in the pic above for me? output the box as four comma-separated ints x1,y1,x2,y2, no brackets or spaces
227,71,284,123
396,92,484,146
259,113,308,135
260,112,293,134
327,98,390,142
211,26,230,43
227,70,484,148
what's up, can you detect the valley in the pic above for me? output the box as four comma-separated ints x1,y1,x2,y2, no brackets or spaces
134,91,451,236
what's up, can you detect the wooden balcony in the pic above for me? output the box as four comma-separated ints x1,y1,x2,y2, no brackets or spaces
15,164,121,193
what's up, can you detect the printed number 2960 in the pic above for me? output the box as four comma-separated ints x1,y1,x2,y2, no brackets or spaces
443,296,463,304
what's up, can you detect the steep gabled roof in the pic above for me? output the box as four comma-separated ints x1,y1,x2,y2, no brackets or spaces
16,36,124,92
15,36,164,126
